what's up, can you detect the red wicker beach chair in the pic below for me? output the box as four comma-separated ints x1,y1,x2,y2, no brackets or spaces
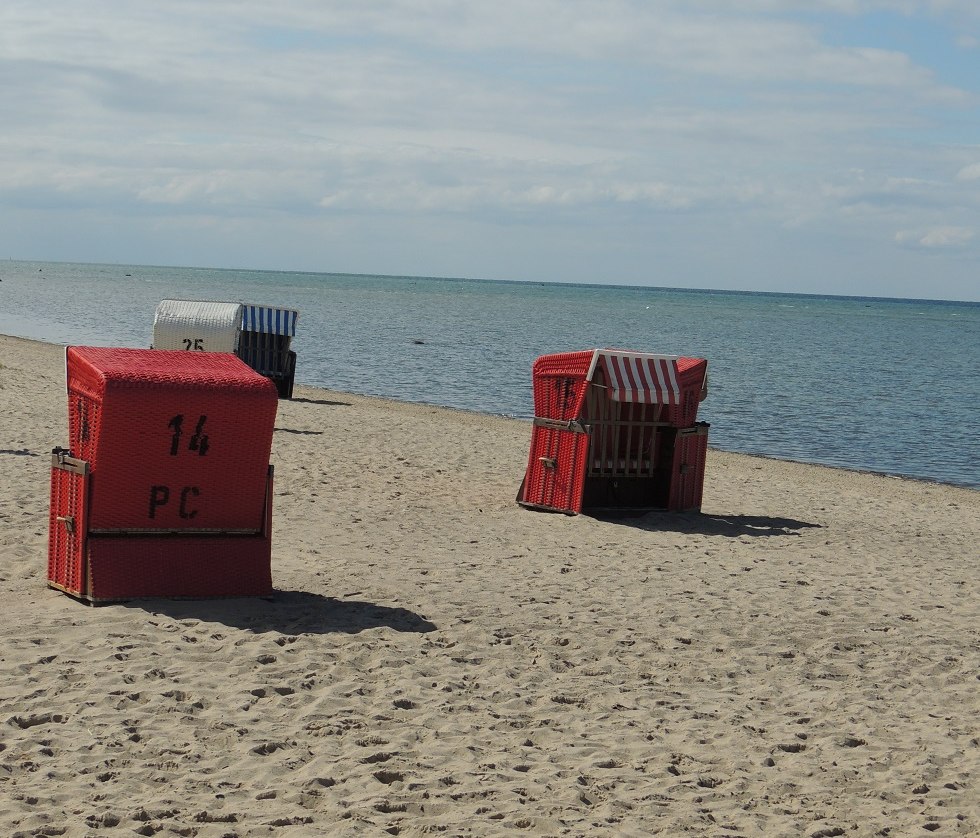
519,349,709,515
48,347,279,602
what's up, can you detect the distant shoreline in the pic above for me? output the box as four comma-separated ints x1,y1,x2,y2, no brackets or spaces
3,257,978,306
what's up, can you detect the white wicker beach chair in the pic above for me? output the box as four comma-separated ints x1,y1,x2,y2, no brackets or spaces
151,299,243,354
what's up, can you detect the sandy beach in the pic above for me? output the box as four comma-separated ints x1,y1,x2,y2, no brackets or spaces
0,332,977,837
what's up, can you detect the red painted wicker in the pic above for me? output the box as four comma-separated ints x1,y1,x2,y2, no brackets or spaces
48,460,87,595
522,426,591,514
667,423,709,512
519,349,709,515
49,347,278,602
530,350,595,420
83,534,274,600
66,347,277,531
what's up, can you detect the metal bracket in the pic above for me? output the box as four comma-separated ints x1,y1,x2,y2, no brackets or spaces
51,448,89,475
533,417,587,434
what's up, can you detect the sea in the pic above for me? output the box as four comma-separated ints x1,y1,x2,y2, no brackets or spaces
1,260,977,489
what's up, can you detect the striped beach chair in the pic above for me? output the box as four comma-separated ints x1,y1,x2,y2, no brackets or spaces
150,299,300,399
518,349,709,515
238,304,300,399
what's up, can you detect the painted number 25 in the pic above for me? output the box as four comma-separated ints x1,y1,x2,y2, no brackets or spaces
182,338,205,350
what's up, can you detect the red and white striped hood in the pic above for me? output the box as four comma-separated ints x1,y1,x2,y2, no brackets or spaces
586,350,706,404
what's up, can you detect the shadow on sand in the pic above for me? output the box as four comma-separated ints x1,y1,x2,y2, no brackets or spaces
589,511,823,537
121,590,436,635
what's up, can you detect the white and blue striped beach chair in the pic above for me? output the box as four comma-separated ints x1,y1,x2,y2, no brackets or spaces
238,304,300,399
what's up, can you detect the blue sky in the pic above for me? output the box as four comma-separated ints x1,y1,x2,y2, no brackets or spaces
1,1,978,300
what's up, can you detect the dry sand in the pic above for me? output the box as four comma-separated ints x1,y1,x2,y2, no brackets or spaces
0,332,977,837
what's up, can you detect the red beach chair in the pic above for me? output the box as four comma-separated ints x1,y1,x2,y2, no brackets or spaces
518,349,709,515
48,347,279,602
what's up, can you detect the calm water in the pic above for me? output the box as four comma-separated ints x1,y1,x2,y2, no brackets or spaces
1,260,977,488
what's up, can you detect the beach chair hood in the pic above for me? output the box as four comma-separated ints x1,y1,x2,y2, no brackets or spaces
241,305,299,336
152,299,243,354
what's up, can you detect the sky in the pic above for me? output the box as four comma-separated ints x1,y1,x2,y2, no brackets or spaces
1,1,979,301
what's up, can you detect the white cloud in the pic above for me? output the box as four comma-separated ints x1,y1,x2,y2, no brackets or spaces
956,163,980,181
0,0,978,298
895,226,975,247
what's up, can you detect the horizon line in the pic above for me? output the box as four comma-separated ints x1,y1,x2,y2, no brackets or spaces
5,256,977,307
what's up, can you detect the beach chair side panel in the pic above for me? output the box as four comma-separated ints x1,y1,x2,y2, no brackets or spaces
667,422,709,511
521,425,590,514
48,452,89,597
522,353,594,514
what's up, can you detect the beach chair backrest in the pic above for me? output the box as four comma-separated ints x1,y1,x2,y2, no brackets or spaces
152,299,243,354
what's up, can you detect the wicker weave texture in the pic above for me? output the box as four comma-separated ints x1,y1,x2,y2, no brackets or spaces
48,463,274,601
48,465,86,595
65,347,278,531
667,423,709,512
530,351,594,420
661,357,707,427
521,426,589,514
152,299,243,353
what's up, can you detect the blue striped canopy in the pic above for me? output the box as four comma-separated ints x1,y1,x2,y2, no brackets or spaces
242,305,299,336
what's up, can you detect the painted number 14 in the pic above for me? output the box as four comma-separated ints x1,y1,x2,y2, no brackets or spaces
168,415,210,456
